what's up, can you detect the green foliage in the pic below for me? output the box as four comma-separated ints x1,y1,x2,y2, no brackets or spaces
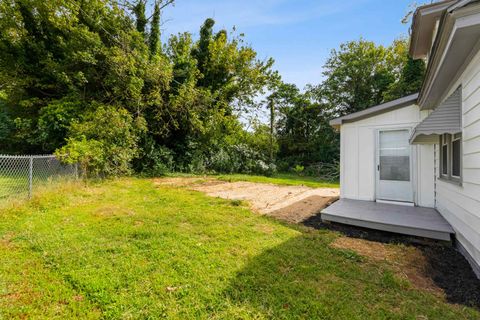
293,165,305,174
310,38,410,118
0,2,276,176
56,106,145,177
0,1,424,179
148,2,161,58
37,99,83,152
133,1,147,36
273,82,340,171
384,55,426,101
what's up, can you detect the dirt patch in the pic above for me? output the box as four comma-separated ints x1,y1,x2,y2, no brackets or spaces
154,177,339,223
331,237,440,293
269,195,337,223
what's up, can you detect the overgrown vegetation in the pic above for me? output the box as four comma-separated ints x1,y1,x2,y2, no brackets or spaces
0,178,477,318
0,0,425,179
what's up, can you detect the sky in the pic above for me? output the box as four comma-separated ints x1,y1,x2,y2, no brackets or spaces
160,0,414,90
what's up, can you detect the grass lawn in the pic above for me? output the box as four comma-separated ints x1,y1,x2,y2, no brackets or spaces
0,178,477,319
0,175,28,199
216,173,339,188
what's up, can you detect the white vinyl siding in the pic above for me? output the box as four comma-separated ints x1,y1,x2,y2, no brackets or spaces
339,104,435,207
435,49,480,272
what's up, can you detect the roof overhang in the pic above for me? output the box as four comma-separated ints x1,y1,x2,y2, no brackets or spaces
329,93,419,128
409,0,457,59
410,88,461,144
418,1,480,109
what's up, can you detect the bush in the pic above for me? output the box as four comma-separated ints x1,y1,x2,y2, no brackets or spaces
293,165,305,175
207,144,277,176
56,105,145,177
135,137,175,176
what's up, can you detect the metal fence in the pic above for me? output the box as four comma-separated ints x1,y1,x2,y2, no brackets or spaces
0,155,77,200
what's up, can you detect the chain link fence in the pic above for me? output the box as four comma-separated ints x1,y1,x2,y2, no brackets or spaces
0,155,78,201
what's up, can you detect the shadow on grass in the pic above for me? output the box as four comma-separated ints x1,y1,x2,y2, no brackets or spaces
302,213,480,310
222,227,480,319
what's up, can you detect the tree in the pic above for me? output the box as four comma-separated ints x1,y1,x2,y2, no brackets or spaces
0,1,277,176
149,1,161,57
383,56,426,101
272,82,339,168
133,0,147,36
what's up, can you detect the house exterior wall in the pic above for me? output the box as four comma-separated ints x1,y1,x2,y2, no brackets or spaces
434,49,480,275
339,104,435,207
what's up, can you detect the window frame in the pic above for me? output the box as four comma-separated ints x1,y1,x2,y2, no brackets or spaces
451,133,462,179
440,134,449,177
439,133,462,185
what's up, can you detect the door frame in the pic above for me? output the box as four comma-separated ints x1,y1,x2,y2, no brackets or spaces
375,127,415,204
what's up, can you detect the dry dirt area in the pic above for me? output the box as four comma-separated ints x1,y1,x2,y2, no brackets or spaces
330,236,441,293
155,177,339,223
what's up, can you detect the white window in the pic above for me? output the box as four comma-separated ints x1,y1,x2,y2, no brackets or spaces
440,133,462,183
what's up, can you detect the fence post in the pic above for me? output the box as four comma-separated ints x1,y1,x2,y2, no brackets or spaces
28,156,33,198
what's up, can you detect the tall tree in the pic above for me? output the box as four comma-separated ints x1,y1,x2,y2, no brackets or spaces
193,18,215,81
149,1,161,57
132,0,147,36
383,56,426,100
310,39,408,118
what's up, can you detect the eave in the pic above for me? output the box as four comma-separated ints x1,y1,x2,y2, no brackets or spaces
418,3,480,110
409,0,457,59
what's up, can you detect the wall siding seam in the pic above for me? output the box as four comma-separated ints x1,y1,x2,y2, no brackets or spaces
437,184,480,214
464,119,480,130
463,133,480,142
463,100,480,115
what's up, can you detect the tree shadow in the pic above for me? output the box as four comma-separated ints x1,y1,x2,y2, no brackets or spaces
302,214,480,309
222,221,480,319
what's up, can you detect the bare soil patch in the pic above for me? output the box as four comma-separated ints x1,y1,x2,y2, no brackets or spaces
154,177,339,223
331,237,440,294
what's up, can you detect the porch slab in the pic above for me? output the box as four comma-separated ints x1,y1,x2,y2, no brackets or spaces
321,199,455,241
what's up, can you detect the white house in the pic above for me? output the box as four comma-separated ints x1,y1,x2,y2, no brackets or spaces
323,0,480,278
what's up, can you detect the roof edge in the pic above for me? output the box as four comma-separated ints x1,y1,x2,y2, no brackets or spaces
329,93,419,127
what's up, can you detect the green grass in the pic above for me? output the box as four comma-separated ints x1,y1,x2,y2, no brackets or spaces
0,178,477,319
216,173,340,188
0,175,28,199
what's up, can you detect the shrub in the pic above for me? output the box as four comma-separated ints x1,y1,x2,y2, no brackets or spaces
135,137,175,176
56,105,145,177
293,165,305,175
207,144,277,176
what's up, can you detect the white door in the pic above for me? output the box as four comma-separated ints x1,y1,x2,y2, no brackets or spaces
376,129,413,203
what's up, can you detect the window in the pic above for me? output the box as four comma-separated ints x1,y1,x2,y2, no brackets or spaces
452,133,461,177
441,134,449,176
440,133,462,183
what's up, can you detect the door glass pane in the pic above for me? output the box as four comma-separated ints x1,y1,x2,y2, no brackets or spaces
379,130,410,181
